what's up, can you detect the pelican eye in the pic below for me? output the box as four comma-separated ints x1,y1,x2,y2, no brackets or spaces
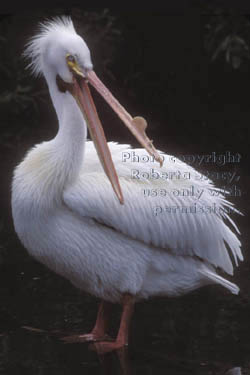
66,54,76,64
66,54,84,78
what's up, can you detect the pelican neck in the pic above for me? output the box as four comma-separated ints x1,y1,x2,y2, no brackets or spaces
44,72,87,187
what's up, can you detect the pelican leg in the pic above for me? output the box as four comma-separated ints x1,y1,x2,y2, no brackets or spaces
62,300,113,343
91,294,135,353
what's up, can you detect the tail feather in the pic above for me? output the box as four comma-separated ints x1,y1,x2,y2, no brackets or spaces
199,267,240,295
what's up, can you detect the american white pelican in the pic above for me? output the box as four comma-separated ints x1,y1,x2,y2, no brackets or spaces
11,17,243,353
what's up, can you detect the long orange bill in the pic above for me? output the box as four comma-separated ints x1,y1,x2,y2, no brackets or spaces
72,77,124,204
87,70,163,167
70,69,163,205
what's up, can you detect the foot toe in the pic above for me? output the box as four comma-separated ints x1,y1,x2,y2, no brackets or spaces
61,333,113,344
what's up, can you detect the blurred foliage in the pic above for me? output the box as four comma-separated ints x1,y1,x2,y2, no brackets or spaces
0,22,46,117
204,12,250,69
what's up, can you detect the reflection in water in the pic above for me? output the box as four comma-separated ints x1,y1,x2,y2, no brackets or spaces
0,329,246,375
94,346,132,375
93,343,243,375
226,368,242,375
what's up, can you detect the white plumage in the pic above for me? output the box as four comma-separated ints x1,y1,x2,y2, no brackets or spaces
11,17,242,350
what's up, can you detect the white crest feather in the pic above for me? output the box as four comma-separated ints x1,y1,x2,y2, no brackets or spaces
23,16,76,76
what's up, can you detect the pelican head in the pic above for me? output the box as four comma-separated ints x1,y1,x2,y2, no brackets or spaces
45,35,93,83
24,17,92,80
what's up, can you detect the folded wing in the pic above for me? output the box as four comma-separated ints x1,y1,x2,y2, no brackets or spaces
63,141,243,275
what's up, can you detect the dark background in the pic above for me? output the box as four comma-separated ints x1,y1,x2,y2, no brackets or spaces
0,2,250,374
